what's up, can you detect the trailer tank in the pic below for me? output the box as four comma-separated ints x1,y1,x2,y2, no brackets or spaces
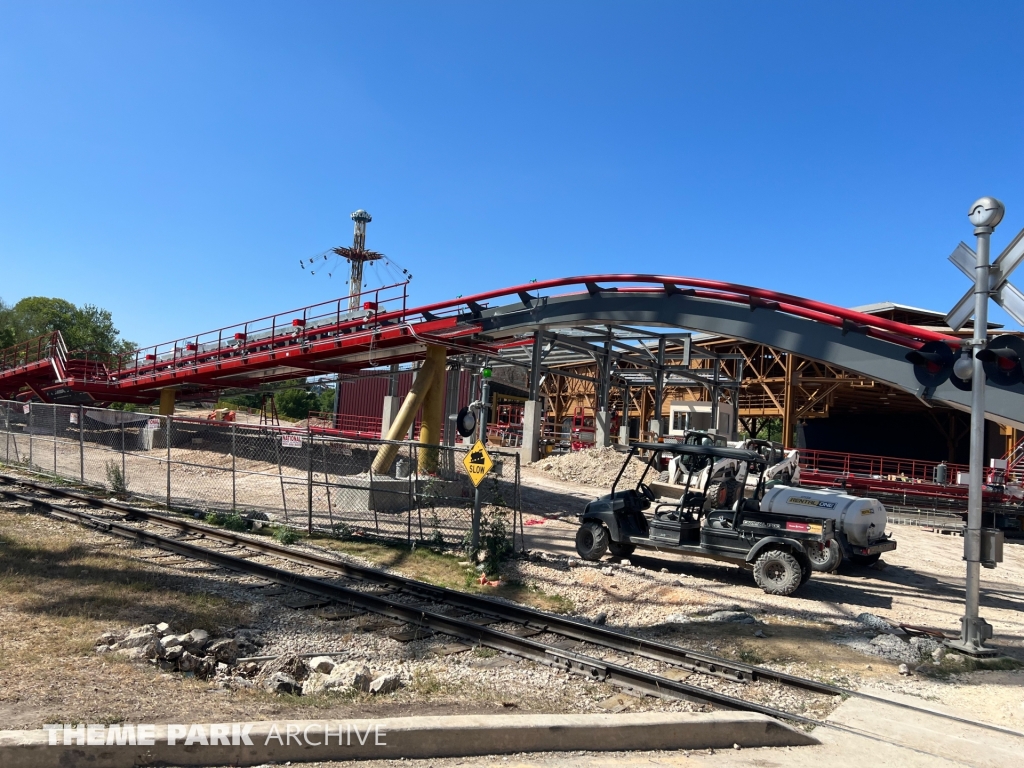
758,486,895,566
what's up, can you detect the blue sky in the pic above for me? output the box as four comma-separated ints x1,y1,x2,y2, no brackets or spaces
1,1,1022,347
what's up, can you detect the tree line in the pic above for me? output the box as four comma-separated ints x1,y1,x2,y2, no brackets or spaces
0,295,135,355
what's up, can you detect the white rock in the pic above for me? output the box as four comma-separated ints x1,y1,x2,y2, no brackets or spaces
264,672,300,694
932,647,947,664
307,656,336,674
155,622,171,635
186,629,210,650
898,663,911,676
117,630,159,650
163,645,184,661
369,673,401,695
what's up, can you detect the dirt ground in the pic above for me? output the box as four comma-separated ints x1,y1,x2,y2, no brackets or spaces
1,464,1022,767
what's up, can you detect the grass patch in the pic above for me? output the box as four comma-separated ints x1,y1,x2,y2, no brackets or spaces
0,513,250,671
738,647,765,665
309,535,574,613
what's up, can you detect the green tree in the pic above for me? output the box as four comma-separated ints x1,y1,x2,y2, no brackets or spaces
0,298,14,349
0,296,134,354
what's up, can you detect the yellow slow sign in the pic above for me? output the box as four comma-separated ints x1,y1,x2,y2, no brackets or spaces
463,440,494,487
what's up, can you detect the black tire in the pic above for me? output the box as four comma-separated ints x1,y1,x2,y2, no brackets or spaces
849,552,882,567
752,549,804,595
703,478,740,513
609,540,636,558
805,539,843,572
576,521,609,561
800,563,812,585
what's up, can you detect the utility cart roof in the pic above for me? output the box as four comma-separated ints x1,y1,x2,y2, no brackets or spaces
630,442,767,464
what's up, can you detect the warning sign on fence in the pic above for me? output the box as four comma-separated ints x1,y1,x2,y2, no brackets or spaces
146,418,161,430
281,433,303,448
462,440,494,488
69,413,78,425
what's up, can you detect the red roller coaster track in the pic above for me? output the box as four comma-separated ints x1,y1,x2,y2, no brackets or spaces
0,274,959,404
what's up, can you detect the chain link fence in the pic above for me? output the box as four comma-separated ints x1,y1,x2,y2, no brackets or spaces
0,400,523,549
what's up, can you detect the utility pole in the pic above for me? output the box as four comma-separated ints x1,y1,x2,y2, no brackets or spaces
949,197,1004,656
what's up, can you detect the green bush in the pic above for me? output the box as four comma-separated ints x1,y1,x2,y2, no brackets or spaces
275,526,300,545
479,511,514,578
104,460,128,499
222,513,249,532
204,511,227,526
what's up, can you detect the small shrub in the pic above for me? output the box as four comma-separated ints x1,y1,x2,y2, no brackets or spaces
204,511,227,526
275,526,300,545
104,461,128,499
478,511,514,578
333,522,354,540
427,514,445,549
222,514,249,532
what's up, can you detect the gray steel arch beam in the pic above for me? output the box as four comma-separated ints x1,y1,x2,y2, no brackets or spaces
474,291,1024,431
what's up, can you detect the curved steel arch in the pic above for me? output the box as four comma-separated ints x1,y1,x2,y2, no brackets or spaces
472,289,1024,431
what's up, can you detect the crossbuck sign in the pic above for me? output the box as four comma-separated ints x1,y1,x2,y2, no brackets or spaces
945,226,1024,330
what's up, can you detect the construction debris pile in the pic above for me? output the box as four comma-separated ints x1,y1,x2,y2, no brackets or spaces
532,447,650,488
95,622,402,696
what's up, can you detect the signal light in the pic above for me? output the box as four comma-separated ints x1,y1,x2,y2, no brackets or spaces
905,341,956,388
977,335,1024,387
456,406,476,438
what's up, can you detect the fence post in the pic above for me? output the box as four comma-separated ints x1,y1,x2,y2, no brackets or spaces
52,404,57,476
78,405,84,481
166,416,172,508
231,422,236,512
28,404,33,468
515,452,523,552
306,426,313,534
121,422,126,488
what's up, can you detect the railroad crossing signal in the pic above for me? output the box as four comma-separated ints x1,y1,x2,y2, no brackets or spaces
463,440,494,487
945,226,1024,330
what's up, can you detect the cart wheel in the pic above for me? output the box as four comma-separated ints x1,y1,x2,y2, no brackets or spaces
752,549,803,595
849,552,882,567
806,540,843,572
609,540,636,558
800,563,812,585
575,522,609,561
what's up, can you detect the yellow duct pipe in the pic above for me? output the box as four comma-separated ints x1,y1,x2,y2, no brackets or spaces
418,345,447,474
158,388,176,416
370,345,444,475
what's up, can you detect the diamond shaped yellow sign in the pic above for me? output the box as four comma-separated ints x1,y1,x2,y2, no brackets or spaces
463,440,494,487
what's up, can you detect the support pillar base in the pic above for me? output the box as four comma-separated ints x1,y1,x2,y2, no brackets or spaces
945,617,998,657
521,400,542,463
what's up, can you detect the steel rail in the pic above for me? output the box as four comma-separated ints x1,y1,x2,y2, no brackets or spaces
0,472,823,689
0,480,823,725
4,471,1024,742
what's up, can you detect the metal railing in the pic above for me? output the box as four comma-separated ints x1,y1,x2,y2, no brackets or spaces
799,448,968,485
0,399,522,549
102,281,410,384
0,331,67,376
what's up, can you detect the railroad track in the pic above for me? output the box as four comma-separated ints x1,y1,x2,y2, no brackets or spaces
2,470,1021,741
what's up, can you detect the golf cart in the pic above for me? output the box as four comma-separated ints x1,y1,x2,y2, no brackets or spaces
574,442,836,595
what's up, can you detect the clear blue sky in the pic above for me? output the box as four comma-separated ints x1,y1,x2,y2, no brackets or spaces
2,1,1023,347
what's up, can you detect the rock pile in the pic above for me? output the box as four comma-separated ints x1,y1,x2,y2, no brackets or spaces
532,447,649,488
95,622,260,679
95,624,403,697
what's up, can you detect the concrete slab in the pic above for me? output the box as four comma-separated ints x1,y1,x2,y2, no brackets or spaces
0,712,817,768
